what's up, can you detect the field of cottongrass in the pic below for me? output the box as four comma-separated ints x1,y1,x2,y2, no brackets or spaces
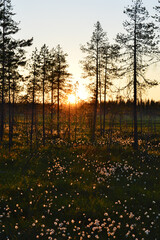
0,133,160,240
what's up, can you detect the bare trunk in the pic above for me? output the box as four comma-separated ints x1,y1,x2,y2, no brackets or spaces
68,102,70,141
140,100,143,135
92,41,99,142
0,5,6,142
51,78,53,136
74,97,77,142
133,8,138,150
11,84,15,143
99,77,102,136
9,75,12,151
35,103,38,146
57,76,60,137
99,57,102,136
30,84,35,150
103,60,107,137
43,66,45,145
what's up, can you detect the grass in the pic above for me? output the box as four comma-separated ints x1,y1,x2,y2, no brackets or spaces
0,138,160,239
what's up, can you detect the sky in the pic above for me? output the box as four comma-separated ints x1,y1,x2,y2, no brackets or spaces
12,0,160,101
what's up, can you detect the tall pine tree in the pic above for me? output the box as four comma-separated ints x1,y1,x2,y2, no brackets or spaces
116,0,158,149
54,45,71,138
81,21,107,142
0,0,32,145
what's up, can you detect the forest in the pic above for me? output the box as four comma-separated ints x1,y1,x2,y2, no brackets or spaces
0,0,160,239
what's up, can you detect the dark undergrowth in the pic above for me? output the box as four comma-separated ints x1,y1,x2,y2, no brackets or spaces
0,138,160,239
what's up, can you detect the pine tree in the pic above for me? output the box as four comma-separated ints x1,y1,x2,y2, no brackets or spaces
81,21,107,142
27,48,40,149
54,45,71,138
7,39,32,149
0,0,18,141
101,43,120,137
116,0,158,149
0,0,32,146
48,48,56,137
154,0,160,23
39,44,50,145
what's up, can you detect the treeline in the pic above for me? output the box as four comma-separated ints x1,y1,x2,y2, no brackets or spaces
1,99,160,150
0,0,160,151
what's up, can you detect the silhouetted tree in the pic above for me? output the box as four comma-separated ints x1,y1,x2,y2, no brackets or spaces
27,48,40,149
101,43,120,137
0,0,32,147
39,44,50,145
7,39,32,150
81,21,107,142
116,0,158,149
154,0,160,23
54,45,71,138
0,0,18,141
48,48,56,136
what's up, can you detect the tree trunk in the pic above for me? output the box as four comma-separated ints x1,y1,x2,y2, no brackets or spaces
74,97,77,142
92,41,99,142
30,85,35,150
99,77,102,136
133,8,138,150
51,77,54,136
9,75,12,151
43,79,45,145
140,100,143,136
35,103,38,147
57,76,60,137
11,83,15,145
99,57,102,136
103,60,107,137
68,102,70,141
0,5,6,142
43,61,46,145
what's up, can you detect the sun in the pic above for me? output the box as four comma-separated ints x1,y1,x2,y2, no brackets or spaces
68,94,76,104
67,83,89,103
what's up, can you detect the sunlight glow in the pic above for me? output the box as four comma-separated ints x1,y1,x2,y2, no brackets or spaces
77,84,88,100
68,94,76,104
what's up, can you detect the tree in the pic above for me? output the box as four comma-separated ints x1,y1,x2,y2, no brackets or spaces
101,43,120,137
27,48,40,149
7,39,32,150
116,0,158,149
154,0,160,24
0,0,18,141
39,44,50,145
0,0,32,146
54,45,71,138
81,21,107,142
48,48,56,137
